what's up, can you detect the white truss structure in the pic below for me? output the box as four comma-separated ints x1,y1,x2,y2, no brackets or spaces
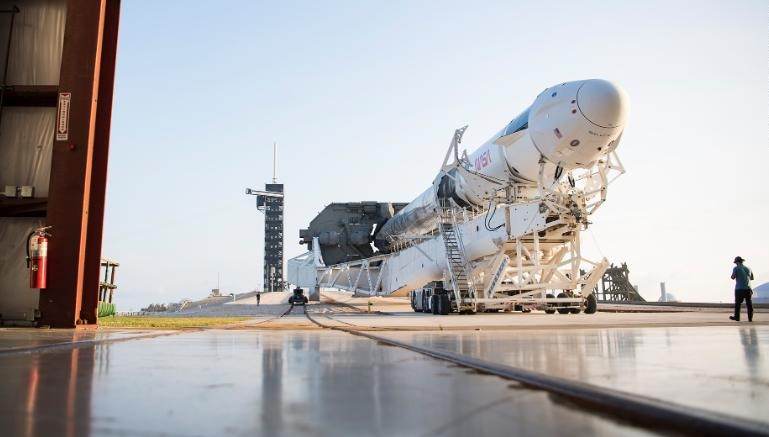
288,128,625,312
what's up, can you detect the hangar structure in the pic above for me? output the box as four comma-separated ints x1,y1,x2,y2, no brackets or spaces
0,0,120,328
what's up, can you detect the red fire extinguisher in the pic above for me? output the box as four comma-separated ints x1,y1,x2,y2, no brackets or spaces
27,226,52,289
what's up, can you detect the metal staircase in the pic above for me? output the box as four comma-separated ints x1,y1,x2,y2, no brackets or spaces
437,207,477,312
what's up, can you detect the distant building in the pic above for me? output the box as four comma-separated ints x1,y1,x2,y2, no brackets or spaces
753,283,769,304
658,282,679,303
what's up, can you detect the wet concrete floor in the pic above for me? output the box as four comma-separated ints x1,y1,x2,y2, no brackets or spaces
379,325,769,424
0,328,160,352
0,329,655,437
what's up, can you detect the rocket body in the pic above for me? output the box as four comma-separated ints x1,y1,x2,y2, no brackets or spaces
374,79,628,251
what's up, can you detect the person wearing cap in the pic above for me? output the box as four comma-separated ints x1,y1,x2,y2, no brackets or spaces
730,256,754,322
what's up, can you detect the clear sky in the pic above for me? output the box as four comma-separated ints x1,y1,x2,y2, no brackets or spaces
104,0,768,310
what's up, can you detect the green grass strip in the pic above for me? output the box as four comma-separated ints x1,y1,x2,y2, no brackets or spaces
98,316,251,329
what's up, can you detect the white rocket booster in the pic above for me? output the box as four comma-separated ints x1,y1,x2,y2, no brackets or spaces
375,79,629,250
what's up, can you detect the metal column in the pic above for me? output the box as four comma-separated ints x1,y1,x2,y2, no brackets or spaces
39,0,121,328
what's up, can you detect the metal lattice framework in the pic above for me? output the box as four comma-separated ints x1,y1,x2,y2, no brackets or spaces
262,183,284,292
595,262,644,302
246,183,285,293
289,126,626,312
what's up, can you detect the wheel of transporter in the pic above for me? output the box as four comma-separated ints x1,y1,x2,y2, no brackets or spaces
439,294,450,315
431,295,440,314
556,292,571,314
584,294,598,314
544,293,556,314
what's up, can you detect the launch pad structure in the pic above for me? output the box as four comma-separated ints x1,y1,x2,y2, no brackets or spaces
595,262,646,302
246,144,285,294
259,183,284,292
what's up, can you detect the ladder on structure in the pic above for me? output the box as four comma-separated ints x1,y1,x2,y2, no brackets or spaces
437,207,477,312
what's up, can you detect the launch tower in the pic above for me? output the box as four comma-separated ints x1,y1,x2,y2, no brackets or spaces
246,143,284,293
260,183,284,292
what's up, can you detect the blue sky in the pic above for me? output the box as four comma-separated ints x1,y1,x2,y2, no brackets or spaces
104,0,768,309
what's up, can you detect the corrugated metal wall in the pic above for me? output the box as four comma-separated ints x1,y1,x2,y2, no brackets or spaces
0,0,66,85
0,0,65,321
0,107,55,196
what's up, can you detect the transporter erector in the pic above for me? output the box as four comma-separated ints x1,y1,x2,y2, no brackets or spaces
288,79,629,314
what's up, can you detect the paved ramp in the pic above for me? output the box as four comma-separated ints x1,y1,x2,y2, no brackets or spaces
226,291,291,305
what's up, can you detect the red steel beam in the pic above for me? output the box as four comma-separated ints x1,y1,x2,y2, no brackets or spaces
0,197,48,217
1,85,58,107
40,0,120,328
81,0,121,325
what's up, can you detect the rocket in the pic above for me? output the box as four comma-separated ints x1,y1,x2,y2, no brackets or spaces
374,79,629,251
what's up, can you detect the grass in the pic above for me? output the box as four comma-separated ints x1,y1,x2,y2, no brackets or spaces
98,315,251,329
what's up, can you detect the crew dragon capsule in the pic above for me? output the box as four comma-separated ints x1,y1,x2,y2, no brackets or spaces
373,79,629,251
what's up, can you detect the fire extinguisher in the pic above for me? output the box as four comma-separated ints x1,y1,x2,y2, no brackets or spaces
26,226,52,289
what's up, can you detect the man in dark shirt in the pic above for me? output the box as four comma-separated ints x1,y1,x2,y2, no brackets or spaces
256,292,261,306
730,256,754,322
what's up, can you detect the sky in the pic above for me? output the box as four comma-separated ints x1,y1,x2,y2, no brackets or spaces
104,0,769,310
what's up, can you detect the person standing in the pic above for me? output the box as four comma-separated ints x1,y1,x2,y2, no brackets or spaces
256,292,261,306
730,256,754,322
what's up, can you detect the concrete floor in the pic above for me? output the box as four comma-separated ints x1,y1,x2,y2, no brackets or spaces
2,297,767,436
0,329,653,437
378,326,769,424
0,328,159,352
312,309,767,330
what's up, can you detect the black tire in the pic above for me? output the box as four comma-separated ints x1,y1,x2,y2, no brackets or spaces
544,293,556,314
439,294,450,315
514,304,532,313
556,292,571,314
584,294,598,314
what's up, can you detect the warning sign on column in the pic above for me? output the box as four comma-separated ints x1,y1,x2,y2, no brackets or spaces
56,92,71,141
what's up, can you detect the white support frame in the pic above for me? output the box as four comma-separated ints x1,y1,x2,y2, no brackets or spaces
288,128,625,312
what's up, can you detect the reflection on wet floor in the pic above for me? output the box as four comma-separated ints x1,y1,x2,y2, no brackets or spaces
379,325,769,424
0,328,157,352
0,330,655,437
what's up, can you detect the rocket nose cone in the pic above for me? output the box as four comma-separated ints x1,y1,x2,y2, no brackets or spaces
577,79,628,129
